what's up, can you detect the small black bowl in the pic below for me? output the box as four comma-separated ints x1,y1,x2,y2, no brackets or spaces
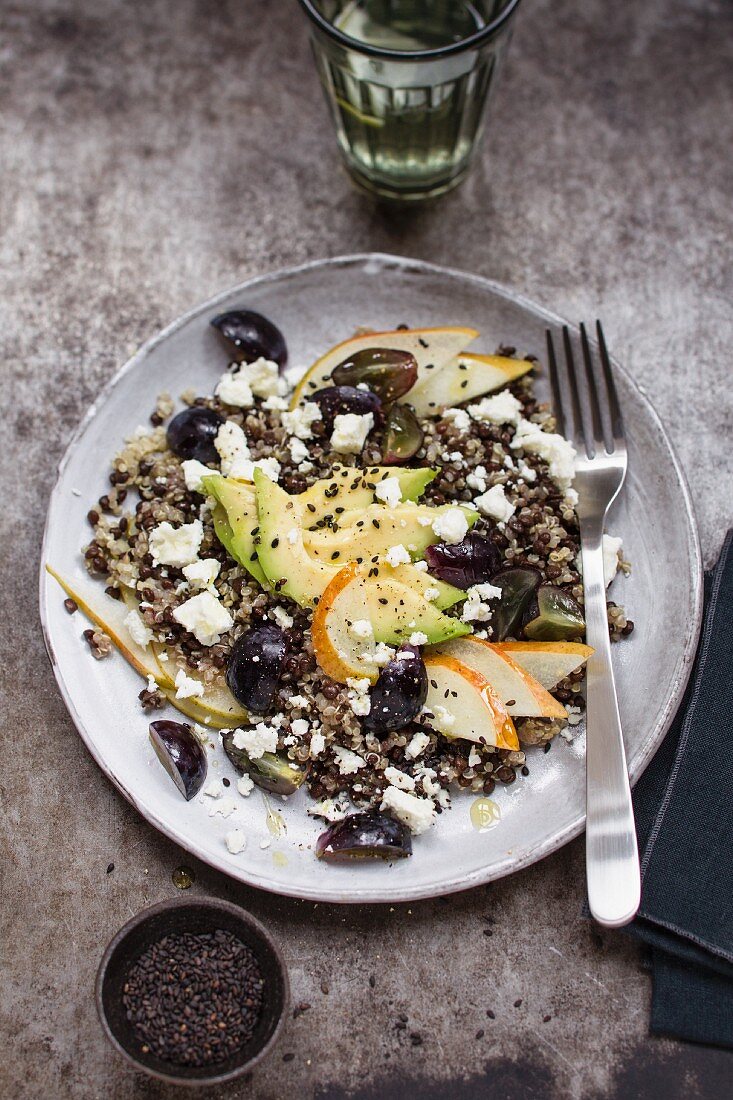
96,898,289,1086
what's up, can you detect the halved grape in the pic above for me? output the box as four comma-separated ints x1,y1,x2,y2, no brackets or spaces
210,309,287,367
331,348,418,402
487,566,542,641
167,407,224,464
362,645,428,734
522,585,585,640
316,811,412,862
221,731,304,796
149,720,207,800
310,386,383,434
226,623,287,714
381,404,424,465
425,532,501,590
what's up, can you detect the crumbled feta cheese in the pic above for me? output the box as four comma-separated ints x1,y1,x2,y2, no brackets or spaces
204,780,223,799
468,390,522,425
466,465,488,494
441,408,471,432
282,402,321,440
182,558,220,590
330,412,374,454
461,582,500,623
518,460,536,483
602,534,623,586
238,455,280,483
216,370,254,408
271,606,294,630
215,421,251,479
511,418,576,489
225,829,246,854
181,459,214,493
371,642,395,666
148,520,203,567
374,477,402,508
307,798,348,822
405,731,430,759
288,436,309,464
384,766,416,791
175,668,205,699
346,676,371,716
426,703,456,733
290,718,309,737
237,775,255,797
124,609,153,649
232,722,278,760
310,731,325,757
474,484,516,523
413,560,429,572
432,507,469,545
173,590,233,645
146,674,158,692
289,694,310,709
468,747,482,767
386,543,412,567
423,587,441,602
380,786,436,835
333,745,365,775
349,619,374,641
209,796,237,818
564,487,579,507
263,394,288,411
409,631,429,646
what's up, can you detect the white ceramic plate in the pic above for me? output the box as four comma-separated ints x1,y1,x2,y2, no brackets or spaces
40,254,702,903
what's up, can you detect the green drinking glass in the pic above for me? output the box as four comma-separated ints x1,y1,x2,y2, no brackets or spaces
297,0,523,201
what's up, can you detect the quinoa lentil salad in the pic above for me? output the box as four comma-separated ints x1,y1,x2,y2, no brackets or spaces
50,310,632,863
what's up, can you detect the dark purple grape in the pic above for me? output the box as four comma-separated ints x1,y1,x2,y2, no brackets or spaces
149,720,207,800
425,532,501,590
310,385,383,434
522,584,585,641
167,406,223,464
226,623,287,714
221,731,305,796
362,645,428,734
316,811,412,862
487,566,542,641
331,348,418,402
210,309,287,367
380,403,424,464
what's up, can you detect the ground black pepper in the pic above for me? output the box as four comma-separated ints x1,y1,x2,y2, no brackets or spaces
122,930,264,1068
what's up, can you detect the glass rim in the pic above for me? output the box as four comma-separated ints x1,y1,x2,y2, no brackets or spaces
296,0,523,60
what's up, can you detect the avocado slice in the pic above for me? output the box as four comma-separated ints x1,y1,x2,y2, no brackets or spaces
299,465,437,525
390,564,464,610
254,471,339,606
202,474,268,586
304,502,478,562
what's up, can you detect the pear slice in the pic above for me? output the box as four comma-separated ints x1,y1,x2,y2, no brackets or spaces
422,654,519,750
46,565,173,685
47,566,247,728
312,561,471,684
406,352,534,417
435,636,567,718
495,641,593,690
290,326,479,408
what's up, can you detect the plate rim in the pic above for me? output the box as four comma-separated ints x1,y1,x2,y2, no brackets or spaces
39,252,704,903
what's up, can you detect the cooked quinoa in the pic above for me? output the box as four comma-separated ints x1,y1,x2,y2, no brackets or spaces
80,338,632,825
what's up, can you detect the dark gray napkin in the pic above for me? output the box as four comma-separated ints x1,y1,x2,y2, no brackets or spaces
626,528,733,1048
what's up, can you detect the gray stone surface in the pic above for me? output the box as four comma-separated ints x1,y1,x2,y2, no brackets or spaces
1,0,731,1097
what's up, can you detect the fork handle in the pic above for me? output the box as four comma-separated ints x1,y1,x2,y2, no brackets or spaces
580,522,641,927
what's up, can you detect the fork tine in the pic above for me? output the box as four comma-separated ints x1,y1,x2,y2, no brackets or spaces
579,322,606,456
596,321,625,445
562,325,585,450
545,329,566,436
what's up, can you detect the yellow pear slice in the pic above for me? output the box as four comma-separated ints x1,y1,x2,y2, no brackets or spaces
406,352,534,417
495,641,593,690
290,326,479,408
435,636,567,719
422,654,519,750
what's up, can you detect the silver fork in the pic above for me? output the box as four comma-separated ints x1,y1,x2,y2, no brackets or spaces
546,321,640,928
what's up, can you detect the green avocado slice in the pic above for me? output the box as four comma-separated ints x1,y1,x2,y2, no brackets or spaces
202,474,268,586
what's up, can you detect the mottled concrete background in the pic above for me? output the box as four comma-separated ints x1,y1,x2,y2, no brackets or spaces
1,0,732,1097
